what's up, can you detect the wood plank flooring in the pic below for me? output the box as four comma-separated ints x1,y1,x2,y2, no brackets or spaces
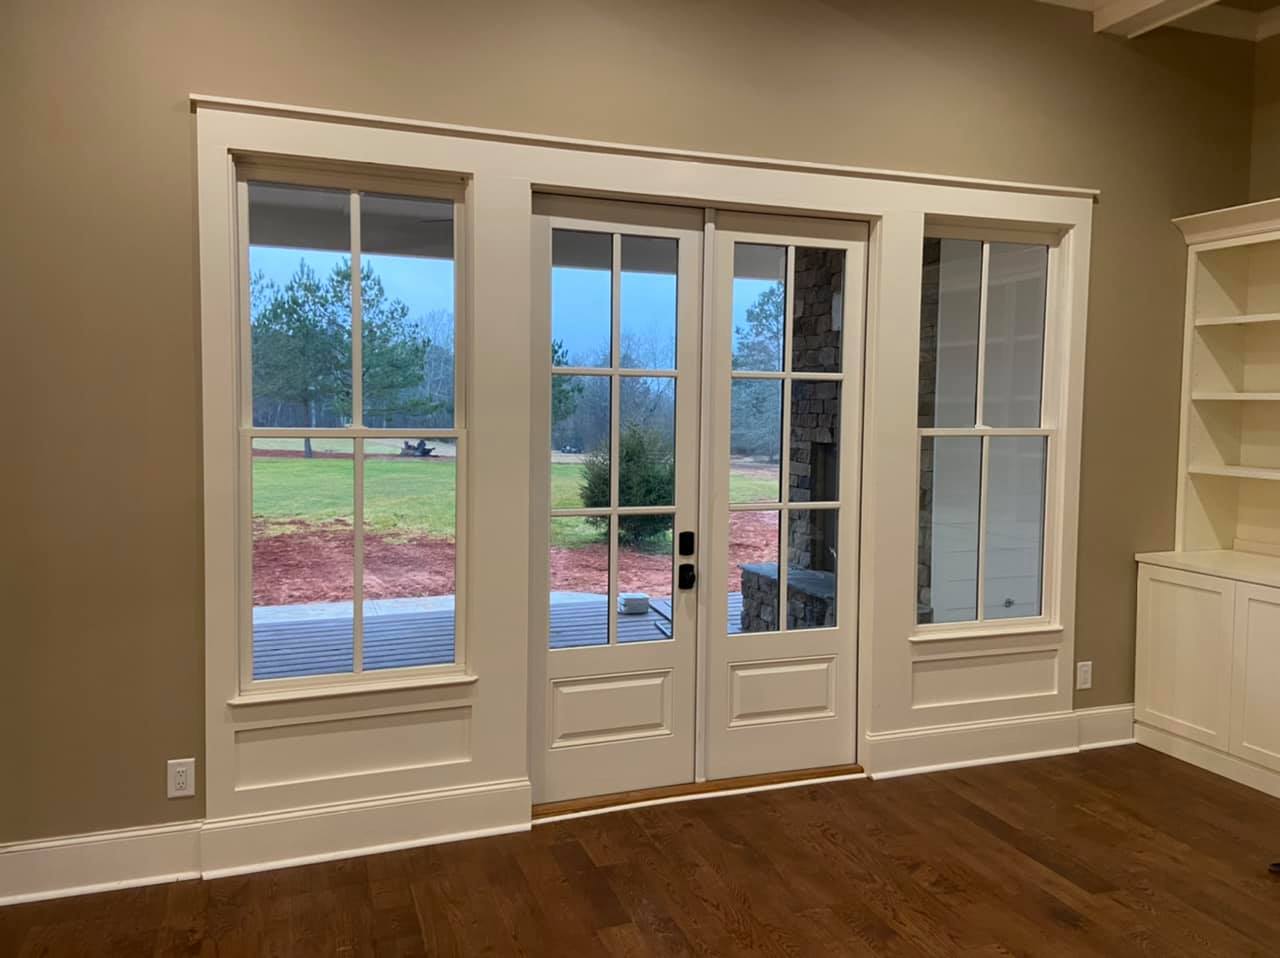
4,746,1280,956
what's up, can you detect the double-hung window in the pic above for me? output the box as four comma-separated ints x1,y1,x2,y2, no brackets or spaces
916,231,1056,628
236,163,466,687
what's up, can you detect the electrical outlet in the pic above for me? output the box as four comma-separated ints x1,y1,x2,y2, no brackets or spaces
167,758,196,799
1075,661,1093,691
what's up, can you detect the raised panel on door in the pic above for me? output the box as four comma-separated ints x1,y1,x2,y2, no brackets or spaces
704,212,867,779
1230,582,1280,771
1135,564,1234,749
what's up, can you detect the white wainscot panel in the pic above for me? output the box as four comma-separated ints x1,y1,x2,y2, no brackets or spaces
235,707,471,790
912,648,1058,709
728,656,837,727
550,670,672,748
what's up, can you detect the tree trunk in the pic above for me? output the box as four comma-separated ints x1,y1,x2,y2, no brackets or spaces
304,401,315,458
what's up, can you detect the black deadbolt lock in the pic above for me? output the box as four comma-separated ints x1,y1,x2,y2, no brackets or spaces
678,531,695,556
678,563,697,590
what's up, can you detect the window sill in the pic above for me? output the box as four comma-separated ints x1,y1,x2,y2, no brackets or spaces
908,623,1062,644
227,671,478,707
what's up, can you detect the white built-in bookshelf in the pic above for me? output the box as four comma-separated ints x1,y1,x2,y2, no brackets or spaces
1135,197,1280,801
1176,201,1280,559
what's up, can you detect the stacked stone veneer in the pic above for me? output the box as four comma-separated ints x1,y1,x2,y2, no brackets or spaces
917,240,941,624
739,248,845,633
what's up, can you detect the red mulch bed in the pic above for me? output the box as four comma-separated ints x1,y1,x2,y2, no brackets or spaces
252,521,454,606
254,511,782,606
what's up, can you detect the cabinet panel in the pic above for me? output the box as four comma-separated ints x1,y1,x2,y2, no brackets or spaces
1230,583,1280,771
1136,565,1234,749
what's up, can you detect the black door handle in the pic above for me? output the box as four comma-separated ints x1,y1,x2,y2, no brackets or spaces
678,563,697,590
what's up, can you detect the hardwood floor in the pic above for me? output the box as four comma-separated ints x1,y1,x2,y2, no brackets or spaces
3,746,1280,956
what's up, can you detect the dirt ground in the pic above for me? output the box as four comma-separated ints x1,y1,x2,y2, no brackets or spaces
254,511,781,605
252,522,455,605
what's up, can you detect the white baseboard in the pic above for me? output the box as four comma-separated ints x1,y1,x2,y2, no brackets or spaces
864,704,1135,779
1076,703,1137,750
200,777,531,878
0,820,201,906
0,778,531,905
1135,723,1280,801
2,707,1140,906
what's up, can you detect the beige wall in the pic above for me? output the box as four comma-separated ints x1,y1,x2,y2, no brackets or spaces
2,0,1257,842
1253,34,1280,200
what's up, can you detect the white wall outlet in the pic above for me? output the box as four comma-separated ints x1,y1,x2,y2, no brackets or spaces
1075,660,1093,691
167,758,196,798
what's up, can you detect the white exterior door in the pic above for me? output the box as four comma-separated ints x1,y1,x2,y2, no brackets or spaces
532,202,866,802
531,197,705,803
703,213,866,779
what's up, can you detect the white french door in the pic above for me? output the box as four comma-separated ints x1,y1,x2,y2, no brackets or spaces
532,199,866,803
703,212,866,779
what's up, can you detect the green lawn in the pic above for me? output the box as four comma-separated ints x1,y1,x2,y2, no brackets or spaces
253,456,779,547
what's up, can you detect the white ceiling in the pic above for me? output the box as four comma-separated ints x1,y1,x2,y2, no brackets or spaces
1035,0,1280,40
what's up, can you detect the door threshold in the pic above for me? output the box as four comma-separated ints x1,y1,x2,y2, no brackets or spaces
532,763,864,822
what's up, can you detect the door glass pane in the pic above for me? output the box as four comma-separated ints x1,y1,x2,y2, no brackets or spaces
917,437,982,625
728,511,781,634
787,510,838,630
361,444,456,670
983,243,1048,428
552,230,612,368
984,437,1047,620
617,515,675,644
792,247,845,373
551,374,611,509
789,381,840,503
360,194,455,428
732,244,786,371
619,377,675,508
251,438,354,678
919,238,981,428
550,516,609,649
621,236,677,370
731,379,782,502
247,183,352,429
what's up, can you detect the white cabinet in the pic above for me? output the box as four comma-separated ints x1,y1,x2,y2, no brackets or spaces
1229,583,1280,773
1136,558,1280,795
1135,565,1235,750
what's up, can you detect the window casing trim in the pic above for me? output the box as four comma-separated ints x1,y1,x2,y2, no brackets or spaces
231,159,471,695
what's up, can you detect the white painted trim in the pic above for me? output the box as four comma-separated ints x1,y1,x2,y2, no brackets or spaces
1137,723,1280,800
0,704,1133,903
532,771,869,825
863,705,1135,778
0,779,533,904
1076,703,1137,748
200,777,531,877
0,821,201,907
189,94,1098,200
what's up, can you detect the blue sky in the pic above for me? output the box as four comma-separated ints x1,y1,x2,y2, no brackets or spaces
252,247,779,363
251,246,456,318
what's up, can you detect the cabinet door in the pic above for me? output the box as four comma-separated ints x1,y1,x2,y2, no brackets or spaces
1229,583,1280,771
1136,564,1234,749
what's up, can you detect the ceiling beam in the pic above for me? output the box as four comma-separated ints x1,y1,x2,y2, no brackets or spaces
1093,0,1225,36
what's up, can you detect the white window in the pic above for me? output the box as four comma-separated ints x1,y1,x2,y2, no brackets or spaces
916,231,1058,628
235,162,466,688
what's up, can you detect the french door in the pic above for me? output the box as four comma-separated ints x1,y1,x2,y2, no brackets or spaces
532,198,866,803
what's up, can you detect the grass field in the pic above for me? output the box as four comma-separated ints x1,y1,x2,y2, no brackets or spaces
253,455,780,548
